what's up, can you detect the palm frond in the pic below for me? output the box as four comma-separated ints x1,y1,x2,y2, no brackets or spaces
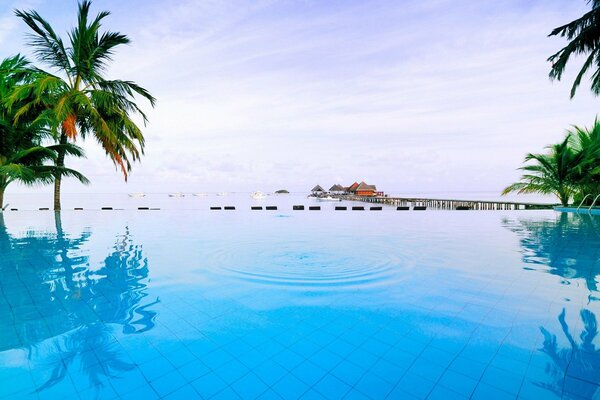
14,8,72,78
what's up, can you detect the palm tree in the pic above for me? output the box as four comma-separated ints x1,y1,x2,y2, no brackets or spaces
0,55,88,209
568,120,600,202
502,136,585,206
10,1,156,210
548,0,600,98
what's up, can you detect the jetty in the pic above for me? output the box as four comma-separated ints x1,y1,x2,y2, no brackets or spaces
336,195,554,210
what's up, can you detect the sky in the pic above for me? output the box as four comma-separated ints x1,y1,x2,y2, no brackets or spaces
0,0,598,195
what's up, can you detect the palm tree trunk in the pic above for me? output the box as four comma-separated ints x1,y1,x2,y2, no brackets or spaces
53,133,68,211
0,176,7,211
559,192,570,207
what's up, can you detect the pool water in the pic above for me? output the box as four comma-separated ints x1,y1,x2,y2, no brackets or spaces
0,210,598,399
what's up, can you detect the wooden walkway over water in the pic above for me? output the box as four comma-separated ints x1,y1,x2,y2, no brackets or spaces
337,195,554,210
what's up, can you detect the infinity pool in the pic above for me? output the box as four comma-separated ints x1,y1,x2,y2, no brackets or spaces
0,210,598,399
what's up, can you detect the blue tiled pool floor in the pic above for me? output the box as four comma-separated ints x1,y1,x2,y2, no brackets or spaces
0,210,599,399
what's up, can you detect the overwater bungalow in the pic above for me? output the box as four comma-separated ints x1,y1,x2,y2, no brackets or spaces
329,184,345,194
311,185,325,194
356,182,377,196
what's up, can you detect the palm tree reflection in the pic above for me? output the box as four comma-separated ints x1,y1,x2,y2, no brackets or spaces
503,213,600,300
538,308,600,399
0,212,158,395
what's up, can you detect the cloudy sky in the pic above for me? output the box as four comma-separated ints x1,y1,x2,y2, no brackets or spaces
1,0,598,195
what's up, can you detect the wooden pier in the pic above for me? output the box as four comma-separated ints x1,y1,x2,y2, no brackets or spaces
337,195,554,210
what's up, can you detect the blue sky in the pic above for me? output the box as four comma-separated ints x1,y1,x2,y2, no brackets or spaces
1,0,598,195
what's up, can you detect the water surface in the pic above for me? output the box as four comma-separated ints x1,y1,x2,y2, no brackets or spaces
0,210,598,399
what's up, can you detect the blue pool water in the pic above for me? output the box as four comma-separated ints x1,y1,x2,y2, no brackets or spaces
0,210,598,399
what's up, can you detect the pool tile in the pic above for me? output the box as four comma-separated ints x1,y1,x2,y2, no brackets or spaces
36,378,78,400
254,361,289,386
191,372,228,398
254,389,283,399
124,343,163,365
345,348,378,369
471,382,514,400
238,347,269,369
119,384,160,399
187,339,219,358
214,359,250,384
382,346,419,369
162,384,200,400
292,360,328,386
292,338,323,358
408,355,446,382
354,372,394,399
108,369,148,397
489,353,529,376
78,383,119,400
517,379,561,400
370,357,406,384
308,330,338,347
360,338,391,357
139,356,176,381
272,348,305,371
231,371,269,399
313,373,352,399
272,373,310,400
426,384,467,400
437,370,479,397
226,338,255,357
178,359,210,382
481,365,524,395
260,341,287,359
448,355,487,380
1,369,35,397
201,348,234,370
418,345,455,367
212,386,243,399
339,330,368,347
310,348,344,371
149,369,187,397
563,376,600,399
394,372,435,399
165,346,197,368
299,389,328,399
330,360,366,386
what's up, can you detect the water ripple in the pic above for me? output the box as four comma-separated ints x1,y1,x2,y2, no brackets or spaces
203,238,412,290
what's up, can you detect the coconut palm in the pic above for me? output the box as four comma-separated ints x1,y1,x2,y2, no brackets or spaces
10,1,156,210
502,136,585,206
548,0,600,98
0,55,88,210
568,121,600,203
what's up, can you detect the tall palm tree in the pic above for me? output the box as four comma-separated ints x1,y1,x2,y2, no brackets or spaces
502,136,585,206
1,55,87,210
548,0,600,98
10,1,156,210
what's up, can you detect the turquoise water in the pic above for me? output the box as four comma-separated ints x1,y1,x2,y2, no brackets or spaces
0,210,598,399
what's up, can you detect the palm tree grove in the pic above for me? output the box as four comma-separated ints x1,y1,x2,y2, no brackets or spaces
1,1,154,210
504,0,600,206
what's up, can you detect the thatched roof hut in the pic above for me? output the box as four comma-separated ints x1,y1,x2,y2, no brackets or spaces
329,184,345,192
356,182,377,196
311,185,325,192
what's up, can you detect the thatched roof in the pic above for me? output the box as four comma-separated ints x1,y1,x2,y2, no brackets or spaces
329,184,345,191
347,182,359,192
356,182,376,191
311,185,325,192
